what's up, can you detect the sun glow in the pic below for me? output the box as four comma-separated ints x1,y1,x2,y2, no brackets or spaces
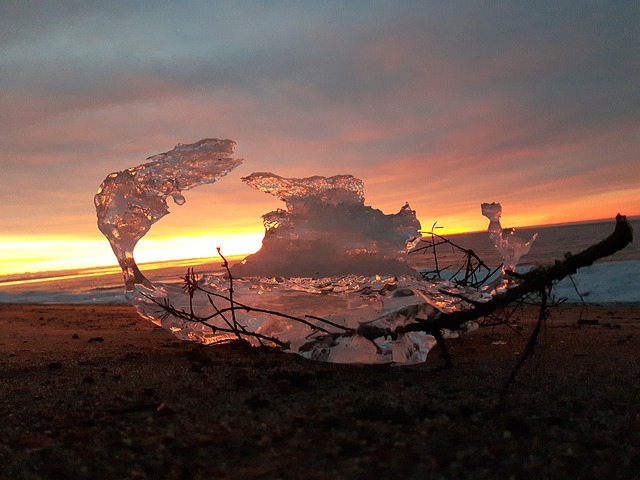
135,231,264,264
3,200,636,279
0,230,265,277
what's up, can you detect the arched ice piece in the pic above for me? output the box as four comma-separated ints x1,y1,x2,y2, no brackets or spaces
95,139,243,290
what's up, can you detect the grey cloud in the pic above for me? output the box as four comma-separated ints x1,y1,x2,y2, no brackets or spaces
1,2,638,163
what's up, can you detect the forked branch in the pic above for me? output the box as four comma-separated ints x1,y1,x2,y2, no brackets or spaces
149,215,632,364
361,215,633,339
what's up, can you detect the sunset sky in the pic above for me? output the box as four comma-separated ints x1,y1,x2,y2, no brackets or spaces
1,2,638,276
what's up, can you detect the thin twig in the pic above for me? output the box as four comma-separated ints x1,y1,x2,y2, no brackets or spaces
500,288,548,401
217,248,238,333
411,229,497,287
431,328,453,368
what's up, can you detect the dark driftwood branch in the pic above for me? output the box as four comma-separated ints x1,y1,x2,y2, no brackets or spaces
150,214,632,365
359,214,633,340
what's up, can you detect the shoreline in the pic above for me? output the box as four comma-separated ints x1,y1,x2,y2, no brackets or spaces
1,303,639,478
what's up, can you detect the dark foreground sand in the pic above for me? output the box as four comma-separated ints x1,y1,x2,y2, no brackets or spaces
1,303,639,479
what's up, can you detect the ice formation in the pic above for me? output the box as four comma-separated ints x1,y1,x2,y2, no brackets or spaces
96,138,527,364
481,202,537,274
95,139,243,291
230,172,421,278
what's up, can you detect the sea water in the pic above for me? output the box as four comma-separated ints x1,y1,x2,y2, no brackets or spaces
1,218,637,304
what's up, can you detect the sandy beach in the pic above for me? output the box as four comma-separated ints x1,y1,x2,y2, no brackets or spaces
1,302,639,479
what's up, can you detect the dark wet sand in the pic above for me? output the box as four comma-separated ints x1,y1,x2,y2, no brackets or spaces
1,303,639,479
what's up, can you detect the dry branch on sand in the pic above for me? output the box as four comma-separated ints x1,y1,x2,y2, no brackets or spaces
150,215,633,369
370,215,633,336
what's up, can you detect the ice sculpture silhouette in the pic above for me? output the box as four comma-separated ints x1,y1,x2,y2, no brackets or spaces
96,138,516,364
481,202,537,275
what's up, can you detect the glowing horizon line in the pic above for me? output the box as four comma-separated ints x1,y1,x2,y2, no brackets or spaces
1,214,636,277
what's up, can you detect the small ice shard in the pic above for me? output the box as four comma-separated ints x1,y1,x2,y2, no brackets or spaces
94,139,243,291
231,172,421,278
481,202,537,274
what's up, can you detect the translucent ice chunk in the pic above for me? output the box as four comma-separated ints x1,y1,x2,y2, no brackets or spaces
94,139,243,290
231,173,421,278
242,172,365,207
129,273,487,364
95,138,488,364
481,202,537,274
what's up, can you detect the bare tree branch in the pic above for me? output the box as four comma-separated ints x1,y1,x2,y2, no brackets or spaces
149,215,632,365
360,214,633,339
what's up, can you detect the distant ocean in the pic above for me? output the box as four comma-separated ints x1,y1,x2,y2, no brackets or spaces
0,218,638,304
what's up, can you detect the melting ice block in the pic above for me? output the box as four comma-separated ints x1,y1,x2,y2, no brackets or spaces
96,138,489,365
231,172,421,278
